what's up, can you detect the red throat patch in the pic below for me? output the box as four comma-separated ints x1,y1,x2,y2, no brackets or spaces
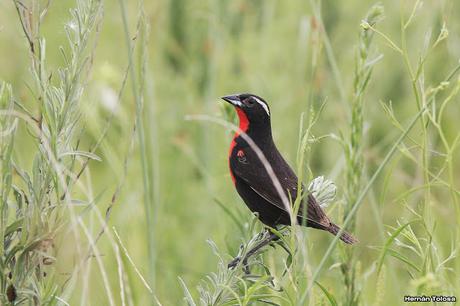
228,107,250,184
235,108,249,136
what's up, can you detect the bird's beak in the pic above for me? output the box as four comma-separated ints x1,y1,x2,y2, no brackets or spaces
221,94,242,107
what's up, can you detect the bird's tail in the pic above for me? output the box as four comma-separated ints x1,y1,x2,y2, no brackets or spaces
327,223,358,244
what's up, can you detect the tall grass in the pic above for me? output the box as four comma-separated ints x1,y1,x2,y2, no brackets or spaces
181,1,460,305
340,4,384,305
1,0,459,304
0,0,113,304
118,0,157,292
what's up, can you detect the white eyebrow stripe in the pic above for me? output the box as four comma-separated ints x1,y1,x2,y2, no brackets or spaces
253,97,270,116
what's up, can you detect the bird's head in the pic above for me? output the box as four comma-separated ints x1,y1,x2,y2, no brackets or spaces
221,94,271,130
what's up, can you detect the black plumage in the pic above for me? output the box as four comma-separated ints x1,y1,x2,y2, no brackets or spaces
223,93,357,244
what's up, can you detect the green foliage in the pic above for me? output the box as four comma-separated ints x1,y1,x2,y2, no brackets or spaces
1,0,102,303
340,4,384,305
0,0,459,305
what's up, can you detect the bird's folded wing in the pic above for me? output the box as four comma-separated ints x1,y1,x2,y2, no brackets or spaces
231,148,330,228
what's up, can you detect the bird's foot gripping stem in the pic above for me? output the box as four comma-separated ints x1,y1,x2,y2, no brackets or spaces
228,231,280,274
227,256,241,270
227,256,250,274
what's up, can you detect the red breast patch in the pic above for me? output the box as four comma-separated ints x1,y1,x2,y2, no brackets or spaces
228,107,250,185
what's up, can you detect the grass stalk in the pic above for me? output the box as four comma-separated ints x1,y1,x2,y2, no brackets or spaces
340,4,384,305
0,0,125,304
300,95,435,304
309,0,346,103
118,0,156,293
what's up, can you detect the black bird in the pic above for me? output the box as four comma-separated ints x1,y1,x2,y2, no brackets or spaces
222,93,357,270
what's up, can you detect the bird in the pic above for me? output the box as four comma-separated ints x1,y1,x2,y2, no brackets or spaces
221,93,357,270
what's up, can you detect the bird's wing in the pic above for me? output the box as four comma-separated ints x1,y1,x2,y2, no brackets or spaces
231,147,330,228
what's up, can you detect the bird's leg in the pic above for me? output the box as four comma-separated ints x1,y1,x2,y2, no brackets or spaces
228,231,280,274
241,233,279,274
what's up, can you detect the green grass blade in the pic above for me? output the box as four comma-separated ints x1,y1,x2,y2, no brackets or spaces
315,281,338,306
300,98,435,303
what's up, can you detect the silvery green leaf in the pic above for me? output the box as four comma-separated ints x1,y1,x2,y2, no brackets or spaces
308,176,337,208
59,150,102,161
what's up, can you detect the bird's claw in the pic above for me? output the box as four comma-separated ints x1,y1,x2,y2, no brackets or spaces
227,256,251,274
227,256,241,270
242,258,250,274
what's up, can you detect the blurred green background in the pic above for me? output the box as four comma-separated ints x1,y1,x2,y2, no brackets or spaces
1,0,459,305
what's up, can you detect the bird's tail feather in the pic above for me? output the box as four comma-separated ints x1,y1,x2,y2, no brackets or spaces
327,223,358,244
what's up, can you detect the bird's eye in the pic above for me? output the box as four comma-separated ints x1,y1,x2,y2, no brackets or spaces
246,98,255,107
